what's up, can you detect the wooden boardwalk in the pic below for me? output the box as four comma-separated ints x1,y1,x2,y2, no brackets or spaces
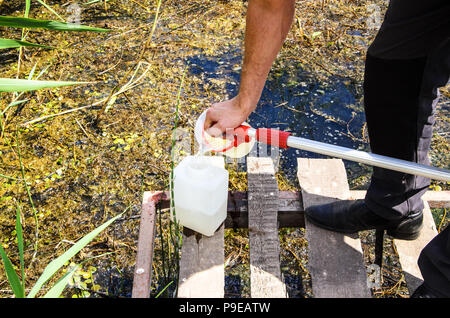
132,157,450,298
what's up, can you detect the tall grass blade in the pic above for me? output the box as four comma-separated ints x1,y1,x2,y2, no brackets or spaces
0,78,91,92
166,67,187,296
43,251,114,298
25,0,31,18
0,38,53,49
35,0,65,21
0,245,25,298
6,99,29,109
155,280,173,298
0,16,110,32
42,264,79,298
15,204,25,293
27,63,37,80
27,210,126,298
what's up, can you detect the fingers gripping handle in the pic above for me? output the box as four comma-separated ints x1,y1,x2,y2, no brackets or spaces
255,128,291,149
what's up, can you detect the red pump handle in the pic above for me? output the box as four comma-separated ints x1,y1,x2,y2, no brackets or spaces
255,128,291,149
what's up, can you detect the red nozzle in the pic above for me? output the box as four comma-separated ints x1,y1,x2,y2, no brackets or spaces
202,124,252,153
255,128,291,149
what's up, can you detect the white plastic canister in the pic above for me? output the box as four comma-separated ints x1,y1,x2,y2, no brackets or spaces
172,156,228,236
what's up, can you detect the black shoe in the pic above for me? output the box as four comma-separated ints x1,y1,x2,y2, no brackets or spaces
305,199,423,240
411,283,444,298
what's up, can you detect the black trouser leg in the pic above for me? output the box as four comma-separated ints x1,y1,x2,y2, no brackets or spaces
364,39,450,296
364,38,450,220
363,38,449,220
416,40,450,297
418,226,450,297
363,53,430,220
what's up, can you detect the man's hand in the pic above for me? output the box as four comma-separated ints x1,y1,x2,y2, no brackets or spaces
204,96,252,137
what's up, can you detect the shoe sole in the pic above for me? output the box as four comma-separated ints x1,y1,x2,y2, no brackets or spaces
304,214,359,234
386,228,421,240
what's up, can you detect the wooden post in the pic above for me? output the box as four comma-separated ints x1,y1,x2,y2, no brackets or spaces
132,191,163,298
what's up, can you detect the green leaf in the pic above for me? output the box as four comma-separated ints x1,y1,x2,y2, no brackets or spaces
0,38,53,50
0,16,110,32
0,245,25,298
0,78,91,92
16,204,25,294
25,0,31,18
42,264,79,298
27,211,125,298
28,63,37,80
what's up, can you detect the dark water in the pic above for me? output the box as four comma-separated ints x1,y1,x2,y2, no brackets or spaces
188,47,371,186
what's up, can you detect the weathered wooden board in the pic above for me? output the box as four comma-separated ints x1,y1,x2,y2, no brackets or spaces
227,191,304,228
297,158,371,298
140,190,450,212
177,225,225,297
140,190,448,229
132,191,160,298
349,190,450,209
394,201,438,295
247,157,287,298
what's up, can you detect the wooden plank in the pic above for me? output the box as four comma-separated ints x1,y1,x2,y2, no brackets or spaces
228,191,302,212
132,191,161,298
297,158,371,298
177,225,225,297
147,190,450,211
138,190,303,213
142,190,448,229
247,157,287,298
394,201,438,295
349,190,450,209
226,191,304,228
422,191,450,209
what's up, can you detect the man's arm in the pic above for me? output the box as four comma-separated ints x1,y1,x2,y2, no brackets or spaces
204,0,295,136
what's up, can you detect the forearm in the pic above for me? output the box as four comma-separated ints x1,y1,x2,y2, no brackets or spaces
203,0,295,135
238,0,295,114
